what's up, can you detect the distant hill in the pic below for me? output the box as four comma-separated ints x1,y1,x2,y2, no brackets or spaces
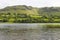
0,5,60,16
38,7,60,16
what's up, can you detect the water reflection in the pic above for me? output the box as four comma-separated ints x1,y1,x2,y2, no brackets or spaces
0,24,60,40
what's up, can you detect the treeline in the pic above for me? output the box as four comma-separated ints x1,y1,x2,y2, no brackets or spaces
0,13,60,23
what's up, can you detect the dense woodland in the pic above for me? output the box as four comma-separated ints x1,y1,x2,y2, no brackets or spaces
0,5,60,23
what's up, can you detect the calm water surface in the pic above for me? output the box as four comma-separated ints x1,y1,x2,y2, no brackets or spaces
0,23,60,40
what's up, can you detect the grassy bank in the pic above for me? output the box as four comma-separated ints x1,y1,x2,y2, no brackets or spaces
45,24,60,28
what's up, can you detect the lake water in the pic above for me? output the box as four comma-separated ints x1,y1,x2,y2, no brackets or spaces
0,23,60,40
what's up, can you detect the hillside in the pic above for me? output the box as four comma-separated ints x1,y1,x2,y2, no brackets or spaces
0,5,60,23
38,7,60,16
0,5,39,15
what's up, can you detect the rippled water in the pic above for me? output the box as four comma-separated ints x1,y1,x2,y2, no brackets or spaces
0,23,60,40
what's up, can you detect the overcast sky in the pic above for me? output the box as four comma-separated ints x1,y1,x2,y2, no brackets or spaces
0,0,60,8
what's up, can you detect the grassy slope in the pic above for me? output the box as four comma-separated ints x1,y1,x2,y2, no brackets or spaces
0,6,60,16
0,5,39,15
